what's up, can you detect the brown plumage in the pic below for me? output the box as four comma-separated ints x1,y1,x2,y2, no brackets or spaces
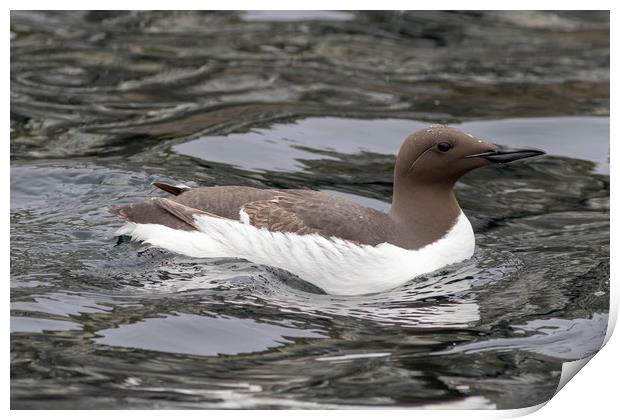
111,186,393,245
110,126,544,250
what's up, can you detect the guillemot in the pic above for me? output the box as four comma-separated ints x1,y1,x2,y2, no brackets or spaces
110,125,544,295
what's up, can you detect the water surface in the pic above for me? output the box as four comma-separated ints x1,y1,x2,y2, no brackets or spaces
10,11,609,409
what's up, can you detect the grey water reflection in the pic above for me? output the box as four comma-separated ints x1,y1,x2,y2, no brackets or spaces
175,116,609,174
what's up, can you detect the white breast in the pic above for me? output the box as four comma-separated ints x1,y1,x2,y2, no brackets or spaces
117,212,475,295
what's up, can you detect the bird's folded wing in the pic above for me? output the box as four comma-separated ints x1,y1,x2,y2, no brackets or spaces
242,196,322,236
240,191,382,243
151,197,219,229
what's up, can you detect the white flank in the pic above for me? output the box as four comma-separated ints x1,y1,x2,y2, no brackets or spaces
117,212,475,295
239,209,250,225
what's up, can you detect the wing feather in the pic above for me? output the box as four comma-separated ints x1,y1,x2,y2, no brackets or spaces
151,197,219,229
240,192,388,243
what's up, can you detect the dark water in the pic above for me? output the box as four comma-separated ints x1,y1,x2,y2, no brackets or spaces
10,11,609,409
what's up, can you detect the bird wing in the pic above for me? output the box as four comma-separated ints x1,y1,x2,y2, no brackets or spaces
242,195,322,236
241,190,389,244
152,182,192,196
110,187,390,245
110,197,217,231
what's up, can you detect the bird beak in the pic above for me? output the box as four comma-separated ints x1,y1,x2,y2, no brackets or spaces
466,144,545,163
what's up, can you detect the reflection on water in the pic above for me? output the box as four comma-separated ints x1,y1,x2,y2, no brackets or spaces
10,317,82,333
241,11,355,22
96,313,326,356
10,11,609,159
174,116,609,174
435,313,608,360
11,10,609,410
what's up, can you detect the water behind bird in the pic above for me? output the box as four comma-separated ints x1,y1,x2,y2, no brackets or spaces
10,11,609,409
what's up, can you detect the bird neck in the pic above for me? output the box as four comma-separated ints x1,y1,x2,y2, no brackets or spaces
388,180,461,248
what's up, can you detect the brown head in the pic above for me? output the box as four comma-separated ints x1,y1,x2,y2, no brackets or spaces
388,125,545,248
393,124,545,188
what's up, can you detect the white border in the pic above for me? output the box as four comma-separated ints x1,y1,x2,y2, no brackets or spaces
6,3,616,419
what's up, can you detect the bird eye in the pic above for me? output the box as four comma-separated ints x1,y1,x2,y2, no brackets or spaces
437,142,453,152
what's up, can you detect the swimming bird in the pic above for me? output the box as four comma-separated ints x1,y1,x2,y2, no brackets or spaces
111,125,544,295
